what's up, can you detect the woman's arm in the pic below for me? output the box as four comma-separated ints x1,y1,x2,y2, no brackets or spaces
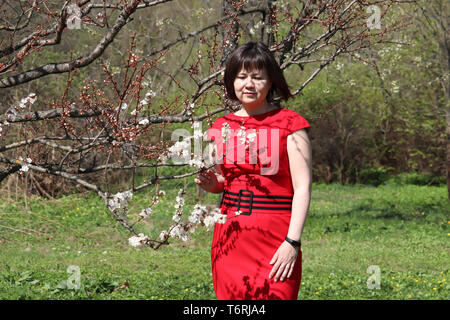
268,128,312,282
286,128,312,242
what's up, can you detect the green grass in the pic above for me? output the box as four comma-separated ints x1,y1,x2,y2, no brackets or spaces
0,181,448,300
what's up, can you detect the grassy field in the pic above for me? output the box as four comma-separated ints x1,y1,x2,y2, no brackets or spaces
0,180,448,300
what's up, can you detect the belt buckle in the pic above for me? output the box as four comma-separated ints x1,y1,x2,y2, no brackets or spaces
237,189,253,215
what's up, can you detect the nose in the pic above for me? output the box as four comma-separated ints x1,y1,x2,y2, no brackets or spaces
244,76,255,88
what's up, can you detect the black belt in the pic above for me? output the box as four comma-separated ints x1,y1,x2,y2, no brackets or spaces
222,189,293,215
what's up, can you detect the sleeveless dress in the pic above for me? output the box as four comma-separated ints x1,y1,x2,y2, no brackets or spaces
206,106,311,300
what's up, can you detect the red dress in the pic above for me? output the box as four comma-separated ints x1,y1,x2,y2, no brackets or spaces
207,107,311,300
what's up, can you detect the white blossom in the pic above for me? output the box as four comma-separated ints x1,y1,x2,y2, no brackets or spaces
237,126,257,149
159,230,169,241
188,204,206,225
237,125,246,138
221,122,230,140
156,18,164,29
391,80,400,94
188,155,204,169
138,207,152,219
146,90,156,98
108,190,133,212
185,102,195,116
216,213,227,224
250,20,265,36
247,132,257,142
151,195,160,205
138,118,149,126
18,156,32,172
172,213,182,223
203,208,227,230
175,196,185,207
128,233,149,247
167,138,191,161
172,189,185,220
203,215,216,230
18,93,37,109
0,121,9,136
130,53,139,64
169,223,190,242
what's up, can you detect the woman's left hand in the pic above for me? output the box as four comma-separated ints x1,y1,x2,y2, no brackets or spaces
268,240,299,282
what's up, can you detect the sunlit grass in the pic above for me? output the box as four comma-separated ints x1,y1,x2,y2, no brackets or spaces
0,181,448,299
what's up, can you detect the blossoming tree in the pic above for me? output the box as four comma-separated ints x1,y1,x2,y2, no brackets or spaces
0,0,408,249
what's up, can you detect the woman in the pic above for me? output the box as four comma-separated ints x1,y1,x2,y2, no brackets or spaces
195,42,312,300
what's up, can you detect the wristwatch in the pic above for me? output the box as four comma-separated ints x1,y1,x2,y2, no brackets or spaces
285,236,301,248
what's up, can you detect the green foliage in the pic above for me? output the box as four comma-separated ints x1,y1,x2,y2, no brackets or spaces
384,172,446,187
358,166,394,186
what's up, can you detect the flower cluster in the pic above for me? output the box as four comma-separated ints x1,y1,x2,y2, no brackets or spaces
172,189,185,221
185,102,195,116
138,207,152,219
130,53,139,65
107,190,133,216
188,204,226,231
188,154,205,169
118,186,226,249
221,122,231,140
16,156,33,173
202,208,227,231
236,124,257,149
168,223,190,242
128,233,150,247
155,189,227,245
3,94,37,129
249,20,265,36
138,118,149,126
138,90,156,107
0,122,5,136
159,137,191,164
19,93,37,109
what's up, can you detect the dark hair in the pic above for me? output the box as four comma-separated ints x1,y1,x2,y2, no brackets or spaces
224,42,293,102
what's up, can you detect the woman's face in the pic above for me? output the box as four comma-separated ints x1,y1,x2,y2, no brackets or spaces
233,66,272,108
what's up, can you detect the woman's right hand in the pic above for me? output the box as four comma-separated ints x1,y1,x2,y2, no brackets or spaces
194,169,224,194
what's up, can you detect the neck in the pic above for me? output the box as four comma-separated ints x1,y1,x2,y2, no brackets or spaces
239,100,275,116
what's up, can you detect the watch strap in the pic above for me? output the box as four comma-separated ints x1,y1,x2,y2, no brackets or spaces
285,236,301,248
